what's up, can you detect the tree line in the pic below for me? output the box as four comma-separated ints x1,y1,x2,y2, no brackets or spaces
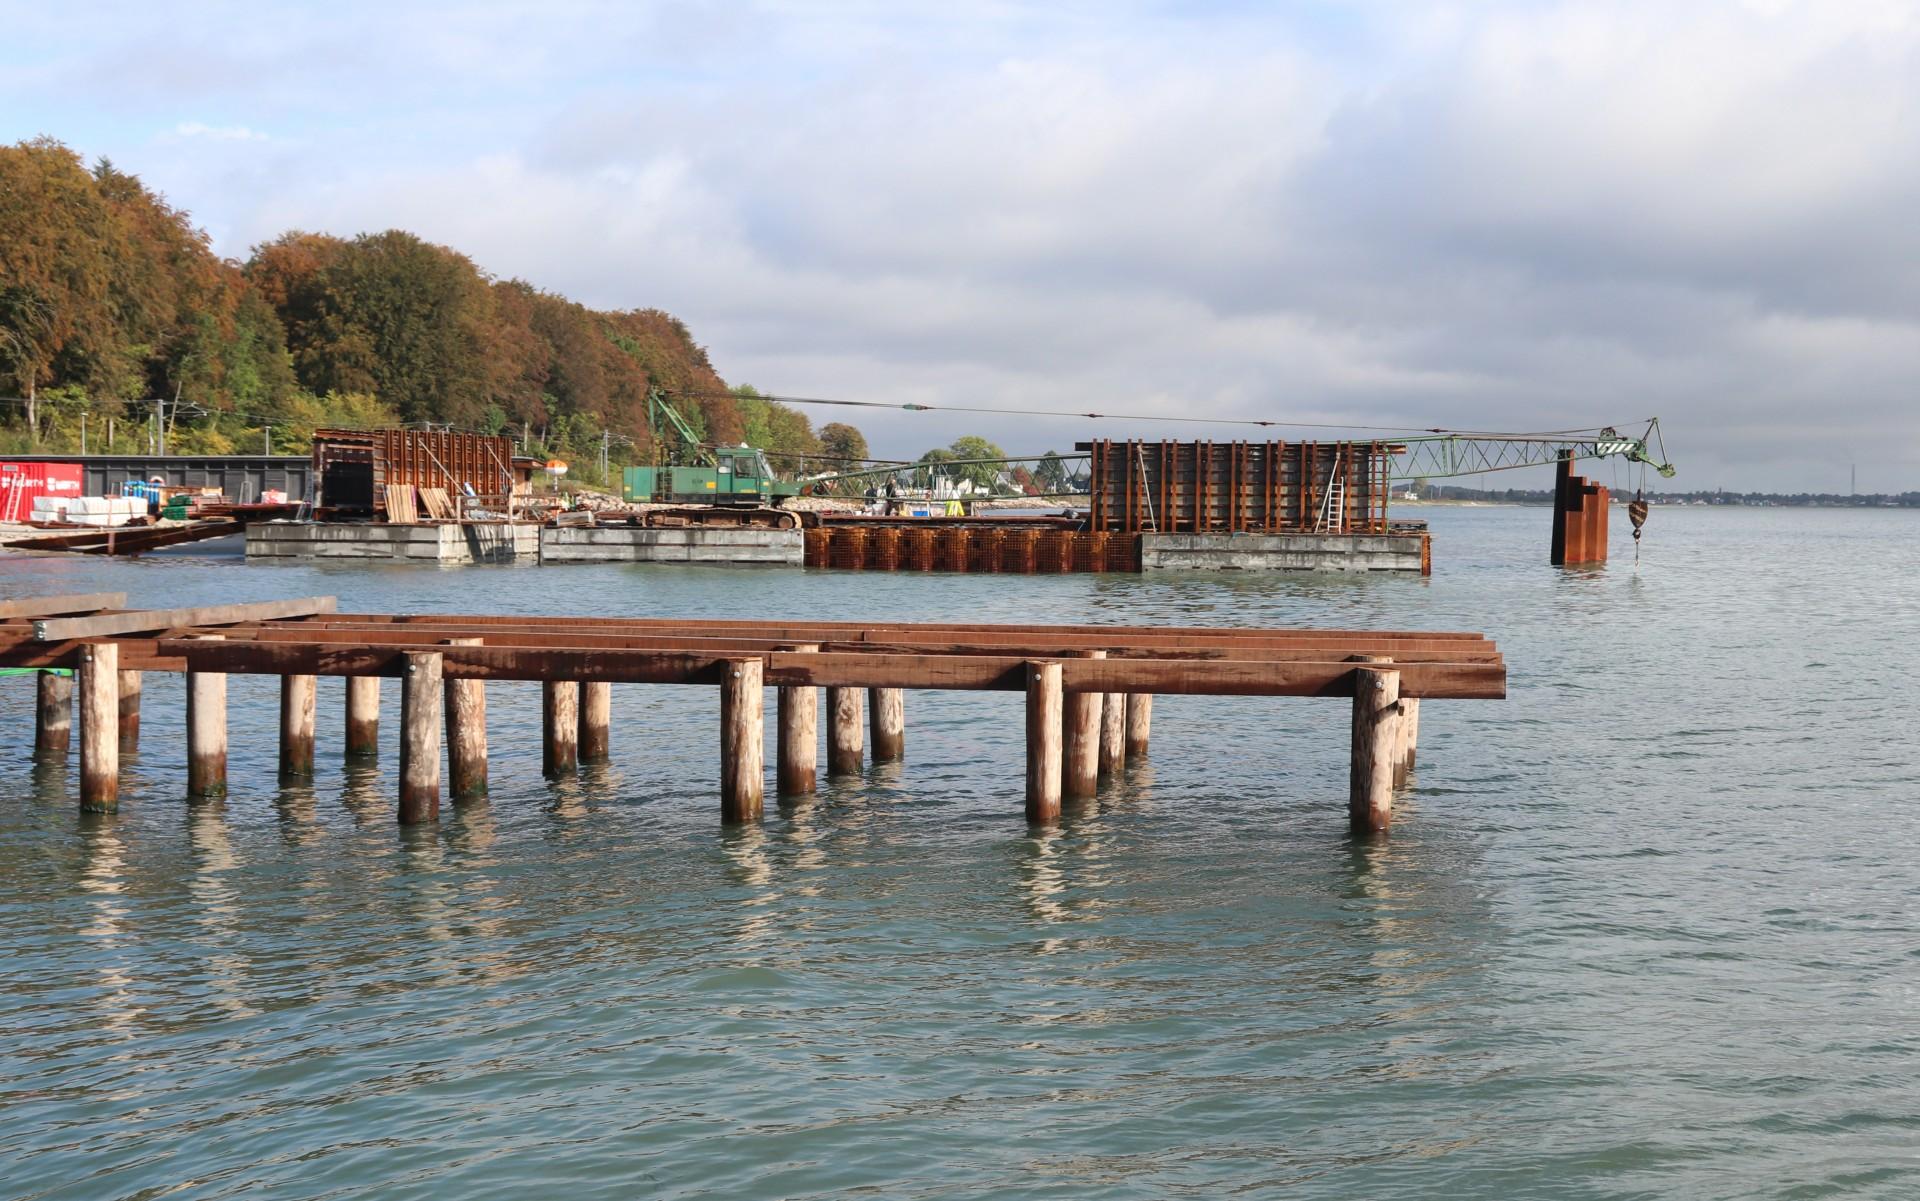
0,137,865,485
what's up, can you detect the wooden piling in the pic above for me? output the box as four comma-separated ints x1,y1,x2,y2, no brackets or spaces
34,670,71,758
720,657,764,823
279,673,316,778
117,670,141,749
1402,697,1420,776
579,681,611,764
443,638,487,799
869,687,905,762
1126,693,1153,757
186,635,227,799
399,651,443,824
543,680,579,777
1349,656,1401,833
1025,661,1064,823
777,644,820,796
1100,690,1127,777
78,642,118,812
827,685,863,775
345,676,380,757
1062,650,1105,798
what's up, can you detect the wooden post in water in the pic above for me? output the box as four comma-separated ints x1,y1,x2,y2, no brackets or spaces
1100,690,1127,778
869,687,905,762
279,674,316,778
777,644,819,797
345,676,380,757
579,682,612,764
720,657,764,823
1348,656,1401,833
1392,697,1420,787
117,670,141,749
1402,698,1420,777
1062,650,1105,798
543,681,579,777
1025,661,1064,823
443,639,487,800
78,642,118,812
399,651,443,824
35,670,71,758
1126,693,1153,758
827,685,863,775
186,635,227,799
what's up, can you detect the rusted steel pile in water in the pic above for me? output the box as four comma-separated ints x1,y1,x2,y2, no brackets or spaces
4,593,1506,834
804,523,1138,572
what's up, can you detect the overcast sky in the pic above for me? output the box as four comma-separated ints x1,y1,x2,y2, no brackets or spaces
6,0,1918,491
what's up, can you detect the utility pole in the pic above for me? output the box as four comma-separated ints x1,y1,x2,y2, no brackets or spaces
263,427,271,455
80,412,87,455
601,429,610,481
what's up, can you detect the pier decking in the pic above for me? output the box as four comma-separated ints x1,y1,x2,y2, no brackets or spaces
4,593,1505,832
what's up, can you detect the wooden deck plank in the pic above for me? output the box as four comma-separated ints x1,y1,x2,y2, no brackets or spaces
32,597,338,641
0,593,127,619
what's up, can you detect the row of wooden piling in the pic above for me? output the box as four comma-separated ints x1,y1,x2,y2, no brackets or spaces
33,649,1419,832
39,648,1163,824
14,595,1483,836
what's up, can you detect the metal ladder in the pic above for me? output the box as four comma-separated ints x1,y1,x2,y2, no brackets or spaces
1316,469,1345,533
1134,442,1157,531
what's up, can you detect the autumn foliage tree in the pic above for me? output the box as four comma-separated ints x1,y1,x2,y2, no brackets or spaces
0,137,859,476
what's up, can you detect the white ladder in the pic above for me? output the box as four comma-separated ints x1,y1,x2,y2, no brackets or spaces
1135,442,1157,531
1317,470,1345,533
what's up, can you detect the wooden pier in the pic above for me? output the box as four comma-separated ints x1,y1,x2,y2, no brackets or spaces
2,593,1505,832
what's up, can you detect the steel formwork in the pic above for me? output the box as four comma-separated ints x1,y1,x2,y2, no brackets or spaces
1078,439,1401,536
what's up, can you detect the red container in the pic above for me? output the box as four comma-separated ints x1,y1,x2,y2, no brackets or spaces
0,462,84,523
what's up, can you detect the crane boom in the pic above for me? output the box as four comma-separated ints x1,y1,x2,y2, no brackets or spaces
1389,420,1675,481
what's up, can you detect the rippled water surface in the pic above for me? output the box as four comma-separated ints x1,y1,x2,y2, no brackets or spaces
3,507,1917,1200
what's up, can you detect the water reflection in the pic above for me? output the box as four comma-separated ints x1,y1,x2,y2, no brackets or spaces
718,823,781,950
274,781,321,846
76,821,142,1039
186,804,262,1022
338,762,388,827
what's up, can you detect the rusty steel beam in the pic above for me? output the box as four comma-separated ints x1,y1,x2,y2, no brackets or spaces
184,625,1504,662
273,613,1490,642
150,639,1505,699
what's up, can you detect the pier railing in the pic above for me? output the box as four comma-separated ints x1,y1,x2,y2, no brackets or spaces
3,593,1504,833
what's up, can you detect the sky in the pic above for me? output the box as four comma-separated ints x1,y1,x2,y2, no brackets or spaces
4,0,1918,492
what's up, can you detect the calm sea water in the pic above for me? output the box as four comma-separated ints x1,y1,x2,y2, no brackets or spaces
2,506,1916,1200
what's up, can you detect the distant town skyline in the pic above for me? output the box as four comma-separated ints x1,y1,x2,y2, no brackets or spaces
5,1,1917,491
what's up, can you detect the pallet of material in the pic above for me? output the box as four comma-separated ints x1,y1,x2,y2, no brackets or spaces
384,485,419,524
417,487,457,520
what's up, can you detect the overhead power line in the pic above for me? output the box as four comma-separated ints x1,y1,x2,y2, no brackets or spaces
669,389,1649,441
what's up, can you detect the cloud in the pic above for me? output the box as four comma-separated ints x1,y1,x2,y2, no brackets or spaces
11,0,1920,488
167,122,269,143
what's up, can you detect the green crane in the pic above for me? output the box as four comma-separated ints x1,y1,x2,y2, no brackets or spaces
1386,419,1675,482
623,388,801,506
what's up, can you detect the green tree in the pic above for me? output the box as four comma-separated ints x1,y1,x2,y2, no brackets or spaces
1035,450,1068,493
281,230,496,426
820,422,869,465
913,447,956,488
944,435,1008,491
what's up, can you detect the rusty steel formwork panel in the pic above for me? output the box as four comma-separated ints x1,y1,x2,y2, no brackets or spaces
313,429,519,518
1078,439,1402,536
